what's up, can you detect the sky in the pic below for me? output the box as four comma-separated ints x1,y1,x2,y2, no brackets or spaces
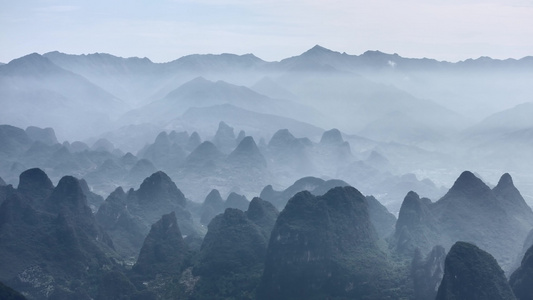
1,0,532,63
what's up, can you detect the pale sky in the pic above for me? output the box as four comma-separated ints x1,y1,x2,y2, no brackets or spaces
1,0,532,63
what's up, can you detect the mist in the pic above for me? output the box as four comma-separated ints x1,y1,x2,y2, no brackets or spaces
1,46,533,299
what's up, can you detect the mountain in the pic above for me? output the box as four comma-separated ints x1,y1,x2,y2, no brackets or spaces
390,171,533,272
227,136,266,169
279,45,533,121
43,51,158,106
139,131,187,172
391,191,438,256
126,171,198,235
25,126,58,146
225,192,249,211
260,176,351,210
258,186,406,299
192,207,269,299
0,169,116,299
182,141,224,171
200,189,225,225
411,245,446,300
465,102,533,138
436,241,516,300
0,281,26,300
0,54,124,140
510,243,533,300
251,76,298,100
0,125,32,157
95,187,147,260
272,49,470,142
121,77,323,128
133,211,188,278
211,121,237,154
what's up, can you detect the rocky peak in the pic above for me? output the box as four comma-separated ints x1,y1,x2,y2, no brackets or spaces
133,211,187,277
45,176,89,212
245,197,278,237
203,189,224,208
187,131,202,151
397,191,426,228
227,136,266,168
225,192,249,211
268,129,296,148
259,186,392,299
200,189,225,225
212,121,236,153
412,245,446,300
17,168,54,202
510,243,533,299
436,242,516,300
446,171,492,198
196,208,267,276
496,173,513,188
25,126,58,145
185,141,223,166
154,131,169,146
236,130,246,144
136,171,186,207
319,128,343,145
392,191,437,256
95,186,128,229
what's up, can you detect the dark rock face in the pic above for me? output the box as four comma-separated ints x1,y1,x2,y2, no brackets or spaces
127,171,197,238
392,191,437,256
436,242,516,300
133,212,188,278
193,208,270,299
79,178,104,212
96,271,137,300
96,171,198,258
0,281,26,300
365,195,397,239
259,186,399,299
390,171,533,272
245,197,279,239
0,184,14,206
260,176,395,241
259,176,349,210
17,168,54,203
411,245,446,300
510,244,533,300
0,172,115,299
493,173,533,226
0,176,5,186
200,189,225,225
135,171,186,207
197,209,266,272
95,187,147,259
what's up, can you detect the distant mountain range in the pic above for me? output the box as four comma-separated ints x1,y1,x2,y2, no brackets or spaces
2,46,532,143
